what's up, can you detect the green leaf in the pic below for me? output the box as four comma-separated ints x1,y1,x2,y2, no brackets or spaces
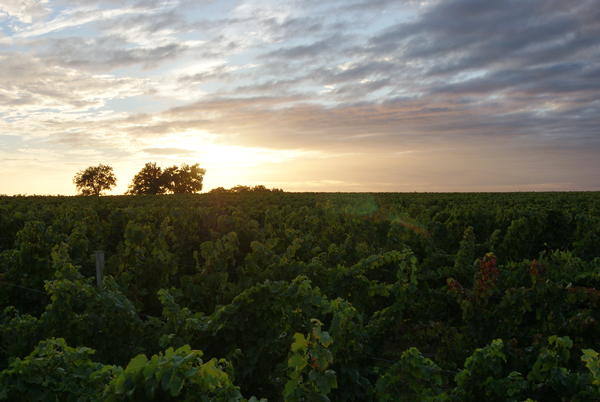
318,331,333,348
125,354,148,372
291,333,308,352
582,348,600,385
288,354,307,372
169,374,185,396
161,367,175,392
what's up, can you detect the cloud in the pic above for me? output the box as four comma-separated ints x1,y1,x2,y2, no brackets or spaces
53,90,591,159
367,0,600,75
176,63,237,85
0,0,49,23
1,0,599,193
262,34,348,60
0,52,148,121
14,4,163,38
36,36,188,70
15,2,197,71
142,147,194,155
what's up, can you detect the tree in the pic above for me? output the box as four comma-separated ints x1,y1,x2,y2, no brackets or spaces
208,185,284,194
73,164,116,196
162,163,206,194
127,162,206,195
127,162,166,195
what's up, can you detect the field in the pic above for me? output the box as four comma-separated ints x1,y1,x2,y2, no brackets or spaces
1,192,599,401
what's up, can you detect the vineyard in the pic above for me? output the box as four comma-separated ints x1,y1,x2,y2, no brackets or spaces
0,192,599,401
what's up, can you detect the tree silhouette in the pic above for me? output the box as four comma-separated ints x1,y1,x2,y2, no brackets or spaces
127,163,206,195
127,162,166,195
208,185,283,194
162,163,206,194
73,164,116,196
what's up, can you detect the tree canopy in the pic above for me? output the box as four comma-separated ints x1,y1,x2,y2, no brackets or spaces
127,162,167,195
209,185,283,194
73,164,116,196
128,163,206,195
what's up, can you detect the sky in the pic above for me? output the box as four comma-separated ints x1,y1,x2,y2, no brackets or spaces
0,0,599,194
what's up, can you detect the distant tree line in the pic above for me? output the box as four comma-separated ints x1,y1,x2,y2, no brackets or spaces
209,185,283,194
73,163,282,196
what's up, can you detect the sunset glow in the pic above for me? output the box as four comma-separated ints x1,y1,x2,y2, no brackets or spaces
1,0,599,194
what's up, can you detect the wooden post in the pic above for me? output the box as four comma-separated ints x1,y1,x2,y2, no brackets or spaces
95,250,104,288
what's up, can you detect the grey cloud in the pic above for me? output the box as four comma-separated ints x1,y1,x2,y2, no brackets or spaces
177,65,235,85
431,63,600,95
96,9,185,34
0,0,50,23
142,147,194,155
124,119,211,136
368,0,599,75
37,36,187,70
326,78,393,100
165,96,306,116
341,0,415,12
232,57,401,100
259,16,329,41
0,52,146,112
325,60,398,84
230,78,307,96
44,131,137,160
263,34,347,60
111,92,599,154
29,5,193,71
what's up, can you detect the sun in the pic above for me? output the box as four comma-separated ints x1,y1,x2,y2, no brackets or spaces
139,130,309,190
